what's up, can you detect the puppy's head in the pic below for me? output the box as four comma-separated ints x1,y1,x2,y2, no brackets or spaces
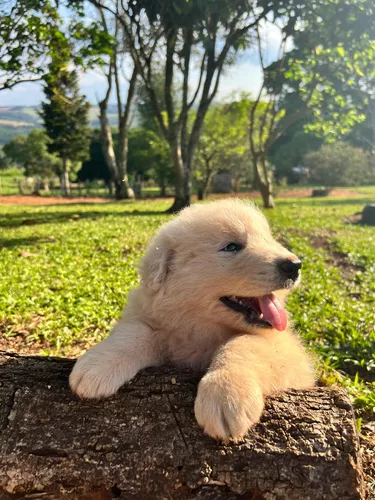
140,199,301,332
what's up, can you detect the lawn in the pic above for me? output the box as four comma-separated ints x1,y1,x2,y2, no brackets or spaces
1,194,375,419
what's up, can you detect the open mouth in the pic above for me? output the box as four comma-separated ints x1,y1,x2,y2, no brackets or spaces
220,293,288,331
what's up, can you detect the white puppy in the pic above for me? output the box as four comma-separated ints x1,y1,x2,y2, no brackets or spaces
70,199,315,440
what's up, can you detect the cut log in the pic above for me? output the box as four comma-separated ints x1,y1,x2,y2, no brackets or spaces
0,352,364,500
361,204,375,225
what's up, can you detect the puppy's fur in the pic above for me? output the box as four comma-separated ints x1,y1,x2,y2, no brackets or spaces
70,199,315,440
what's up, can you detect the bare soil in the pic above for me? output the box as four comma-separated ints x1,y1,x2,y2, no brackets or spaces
310,231,365,280
0,188,362,206
211,188,361,200
0,195,112,205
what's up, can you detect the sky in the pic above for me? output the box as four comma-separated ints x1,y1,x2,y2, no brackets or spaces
0,60,263,108
0,21,283,107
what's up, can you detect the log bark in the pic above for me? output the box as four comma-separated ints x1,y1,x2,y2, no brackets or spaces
0,352,364,500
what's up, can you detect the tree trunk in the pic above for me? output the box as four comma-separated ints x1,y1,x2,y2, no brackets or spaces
107,180,114,197
99,103,120,199
259,182,275,208
167,138,189,213
0,352,364,499
61,158,70,196
197,171,213,201
253,157,274,209
114,175,134,200
233,176,241,193
32,179,42,196
116,130,135,200
159,177,167,197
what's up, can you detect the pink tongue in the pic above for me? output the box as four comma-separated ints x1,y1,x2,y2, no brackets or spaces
258,293,288,331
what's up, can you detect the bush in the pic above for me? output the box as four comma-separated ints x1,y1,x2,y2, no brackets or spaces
303,142,370,187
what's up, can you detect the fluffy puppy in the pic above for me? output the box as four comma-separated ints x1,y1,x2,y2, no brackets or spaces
70,199,315,440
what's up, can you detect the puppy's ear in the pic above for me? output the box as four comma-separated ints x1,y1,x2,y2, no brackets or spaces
139,237,175,291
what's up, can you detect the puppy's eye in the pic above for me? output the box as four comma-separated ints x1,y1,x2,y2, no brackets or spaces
220,242,243,252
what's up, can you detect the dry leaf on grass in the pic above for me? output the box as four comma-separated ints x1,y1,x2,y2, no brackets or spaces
19,250,37,258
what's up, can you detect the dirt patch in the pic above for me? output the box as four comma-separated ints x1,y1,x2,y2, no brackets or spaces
210,188,361,200
310,232,365,280
0,188,363,206
0,195,113,206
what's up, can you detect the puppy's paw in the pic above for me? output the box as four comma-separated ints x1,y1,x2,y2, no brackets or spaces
194,371,264,441
70,351,131,399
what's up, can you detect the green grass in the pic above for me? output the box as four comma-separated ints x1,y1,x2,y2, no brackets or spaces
1,194,375,414
0,169,24,195
0,170,170,197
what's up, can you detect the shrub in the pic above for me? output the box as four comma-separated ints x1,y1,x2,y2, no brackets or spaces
303,142,369,187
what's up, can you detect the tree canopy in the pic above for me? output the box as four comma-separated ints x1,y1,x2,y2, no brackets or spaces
40,65,91,195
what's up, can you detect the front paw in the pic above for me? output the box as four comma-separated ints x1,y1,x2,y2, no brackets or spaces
69,351,127,399
194,372,264,441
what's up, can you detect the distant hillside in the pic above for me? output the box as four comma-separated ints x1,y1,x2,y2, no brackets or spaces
0,105,131,145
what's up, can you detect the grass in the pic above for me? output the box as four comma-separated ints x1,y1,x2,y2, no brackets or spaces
0,170,170,197
1,194,375,416
0,169,24,195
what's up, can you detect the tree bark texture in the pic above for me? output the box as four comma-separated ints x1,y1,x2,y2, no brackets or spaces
61,159,70,197
252,157,274,209
99,104,119,188
0,352,364,500
166,136,188,213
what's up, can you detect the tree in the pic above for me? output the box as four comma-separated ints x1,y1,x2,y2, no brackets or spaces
0,149,12,171
3,130,61,193
127,129,173,197
249,0,375,208
346,98,375,155
40,65,91,196
93,3,137,200
88,0,271,212
77,130,112,191
303,143,370,188
0,0,66,91
194,96,251,200
0,0,108,92
268,115,323,184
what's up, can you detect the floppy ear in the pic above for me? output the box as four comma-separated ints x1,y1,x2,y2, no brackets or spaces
139,236,175,291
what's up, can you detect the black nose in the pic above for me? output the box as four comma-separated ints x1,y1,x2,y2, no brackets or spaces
277,259,302,280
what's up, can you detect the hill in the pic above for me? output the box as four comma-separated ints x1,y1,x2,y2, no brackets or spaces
0,105,124,145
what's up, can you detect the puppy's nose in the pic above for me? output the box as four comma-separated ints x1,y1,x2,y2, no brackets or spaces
277,258,302,280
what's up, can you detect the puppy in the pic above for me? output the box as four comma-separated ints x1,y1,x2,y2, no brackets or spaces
70,199,315,440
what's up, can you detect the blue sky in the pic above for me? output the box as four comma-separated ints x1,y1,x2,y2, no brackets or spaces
0,22,284,107
0,61,263,107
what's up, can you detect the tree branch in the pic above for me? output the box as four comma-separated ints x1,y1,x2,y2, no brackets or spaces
0,77,42,91
187,52,206,109
121,64,138,131
179,26,193,162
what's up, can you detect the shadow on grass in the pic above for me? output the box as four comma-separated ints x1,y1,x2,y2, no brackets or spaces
277,196,375,208
0,236,52,249
1,196,373,229
0,209,168,229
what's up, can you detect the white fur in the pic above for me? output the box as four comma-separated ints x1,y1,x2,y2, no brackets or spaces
70,199,315,440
